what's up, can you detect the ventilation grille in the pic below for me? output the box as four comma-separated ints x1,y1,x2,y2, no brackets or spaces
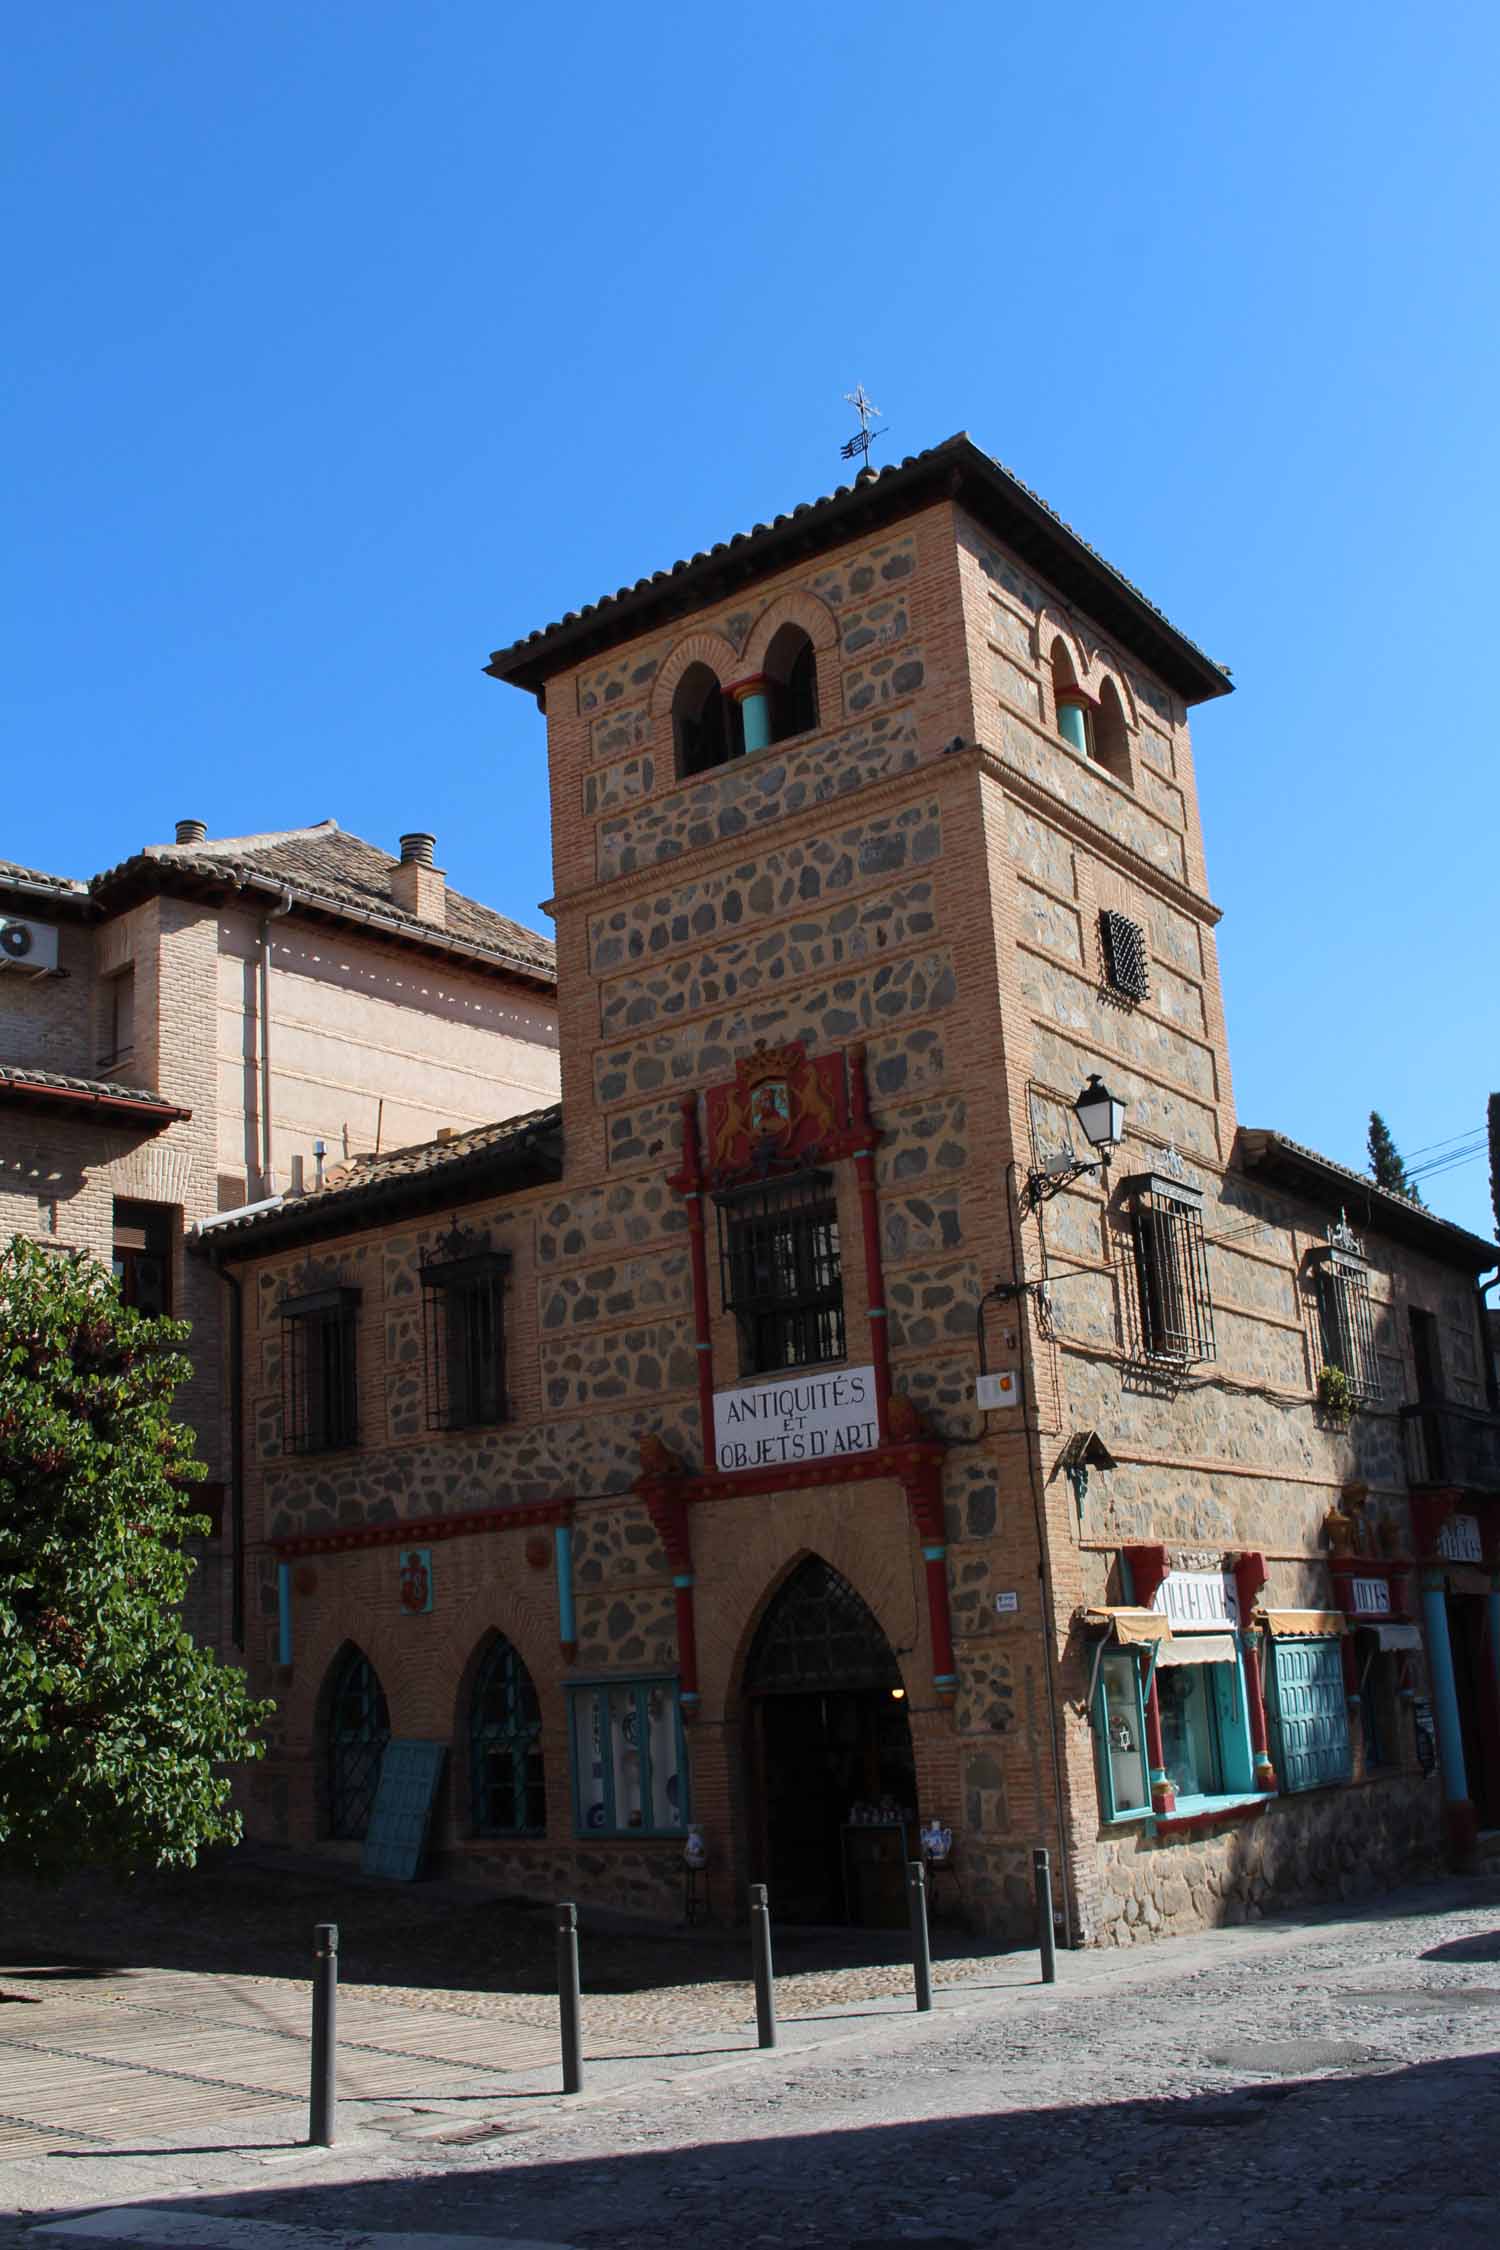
1100,909,1150,1001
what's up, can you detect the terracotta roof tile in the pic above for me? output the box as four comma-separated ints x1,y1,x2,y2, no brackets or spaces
0,1063,189,1117
486,434,1234,705
201,1103,564,1249
90,821,555,985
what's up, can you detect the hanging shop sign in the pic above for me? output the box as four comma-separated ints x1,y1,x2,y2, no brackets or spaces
1412,1698,1438,1776
713,1365,879,1473
1152,1570,1240,1631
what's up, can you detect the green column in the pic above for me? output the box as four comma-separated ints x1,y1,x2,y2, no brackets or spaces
730,677,772,754
1056,697,1088,755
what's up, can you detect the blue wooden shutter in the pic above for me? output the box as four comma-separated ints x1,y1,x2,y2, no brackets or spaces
1270,1638,1352,1792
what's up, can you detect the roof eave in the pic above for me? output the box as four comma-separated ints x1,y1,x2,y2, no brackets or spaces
0,1081,191,1129
197,1121,564,1261
88,858,556,993
485,437,1233,708
1237,1128,1498,1270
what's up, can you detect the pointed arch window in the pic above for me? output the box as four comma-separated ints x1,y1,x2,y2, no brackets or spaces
470,1635,545,1836
326,1646,389,1839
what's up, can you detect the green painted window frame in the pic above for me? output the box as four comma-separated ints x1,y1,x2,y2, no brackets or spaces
568,1676,690,1838
1092,1647,1154,1823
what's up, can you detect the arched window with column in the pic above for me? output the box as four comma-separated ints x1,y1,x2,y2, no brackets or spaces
1092,677,1132,786
764,624,819,744
673,663,742,778
324,1644,390,1840
1051,641,1091,757
470,1633,545,1835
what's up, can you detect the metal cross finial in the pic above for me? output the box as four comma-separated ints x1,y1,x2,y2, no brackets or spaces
841,385,888,468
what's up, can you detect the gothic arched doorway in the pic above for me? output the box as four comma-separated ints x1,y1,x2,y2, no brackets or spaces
743,1557,916,1927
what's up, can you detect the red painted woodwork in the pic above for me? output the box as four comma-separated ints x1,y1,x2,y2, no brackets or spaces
674,1093,718,1470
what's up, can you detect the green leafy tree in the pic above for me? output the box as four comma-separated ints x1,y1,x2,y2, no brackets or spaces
0,1239,269,1880
1367,1111,1424,1206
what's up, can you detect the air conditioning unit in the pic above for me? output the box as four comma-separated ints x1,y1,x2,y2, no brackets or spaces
0,918,61,975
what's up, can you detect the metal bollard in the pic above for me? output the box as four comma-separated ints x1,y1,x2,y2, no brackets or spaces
907,1861,933,2012
749,1882,778,2049
556,1901,584,2094
1033,1846,1057,1985
309,1922,338,2146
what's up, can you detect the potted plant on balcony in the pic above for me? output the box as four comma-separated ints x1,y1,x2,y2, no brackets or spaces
1316,1364,1354,1430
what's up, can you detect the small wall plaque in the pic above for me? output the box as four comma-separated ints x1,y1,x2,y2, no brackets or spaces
399,1547,433,1614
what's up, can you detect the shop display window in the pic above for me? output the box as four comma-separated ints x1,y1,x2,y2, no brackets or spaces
569,1678,689,1837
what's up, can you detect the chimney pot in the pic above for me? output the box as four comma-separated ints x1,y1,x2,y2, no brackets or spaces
176,819,208,845
399,832,436,867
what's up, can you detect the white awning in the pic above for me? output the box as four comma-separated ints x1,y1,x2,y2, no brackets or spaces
1155,1632,1238,1668
1371,1622,1422,1653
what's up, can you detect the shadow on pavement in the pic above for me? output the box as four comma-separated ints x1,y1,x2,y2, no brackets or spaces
0,1852,1006,2005
20,2049,1500,2250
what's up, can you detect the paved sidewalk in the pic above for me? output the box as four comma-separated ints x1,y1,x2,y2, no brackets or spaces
5,1873,1500,2247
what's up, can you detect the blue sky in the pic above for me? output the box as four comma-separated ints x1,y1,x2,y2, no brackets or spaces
5,3,1495,1241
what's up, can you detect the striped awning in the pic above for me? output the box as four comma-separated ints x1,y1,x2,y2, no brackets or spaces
1259,1609,1347,1638
1081,1606,1171,1646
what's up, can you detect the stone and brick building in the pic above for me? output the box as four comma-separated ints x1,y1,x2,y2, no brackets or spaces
1,821,558,1645
203,438,1499,1944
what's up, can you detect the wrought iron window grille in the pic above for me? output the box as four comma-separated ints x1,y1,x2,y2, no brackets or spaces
1100,909,1150,1002
278,1282,361,1454
326,1647,389,1839
713,1165,845,1377
470,1635,545,1836
1124,1173,1216,1366
420,1223,510,1432
1315,1251,1382,1403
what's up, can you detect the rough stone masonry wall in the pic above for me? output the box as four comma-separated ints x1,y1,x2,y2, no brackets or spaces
1095,1774,1439,1941
947,501,1467,1942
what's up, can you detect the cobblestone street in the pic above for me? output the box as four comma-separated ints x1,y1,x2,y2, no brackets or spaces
3,1865,1500,2247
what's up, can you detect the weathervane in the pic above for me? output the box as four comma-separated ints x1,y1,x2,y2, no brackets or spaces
840,385,887,469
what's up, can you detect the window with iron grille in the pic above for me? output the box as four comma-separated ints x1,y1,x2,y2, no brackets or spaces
1316,1253,1381,1403
421,1230,510,1430
470,1635,544,1835
1100,909,1150,1001
1126,1175,1215,1364
326,1645,389,1839
279,1285,360,1454
714,1168,845,1377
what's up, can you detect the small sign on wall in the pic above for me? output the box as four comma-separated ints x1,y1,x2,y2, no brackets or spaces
399,1547,433,1614
976,1370,1019,1410
1152,1571,1239,1631
1350,1576,1390,1617
1437,1513,1483,1564
994,1591,1019,1615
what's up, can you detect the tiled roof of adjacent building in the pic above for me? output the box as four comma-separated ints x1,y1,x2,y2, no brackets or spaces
197,1103,564,1256
485,433,1235,706
0,859,92,912
1237,1127,1497,1268
0,1063,191,1122
90,821,556,987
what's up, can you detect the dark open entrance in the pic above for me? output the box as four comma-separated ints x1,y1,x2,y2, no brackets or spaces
744,1557,916,1928
1448,1593,1500,1829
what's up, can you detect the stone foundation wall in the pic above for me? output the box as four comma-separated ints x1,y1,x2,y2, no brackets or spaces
1091,1777,1441,1945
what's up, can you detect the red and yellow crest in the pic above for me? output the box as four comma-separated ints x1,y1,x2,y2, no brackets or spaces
703,1041,853,1181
